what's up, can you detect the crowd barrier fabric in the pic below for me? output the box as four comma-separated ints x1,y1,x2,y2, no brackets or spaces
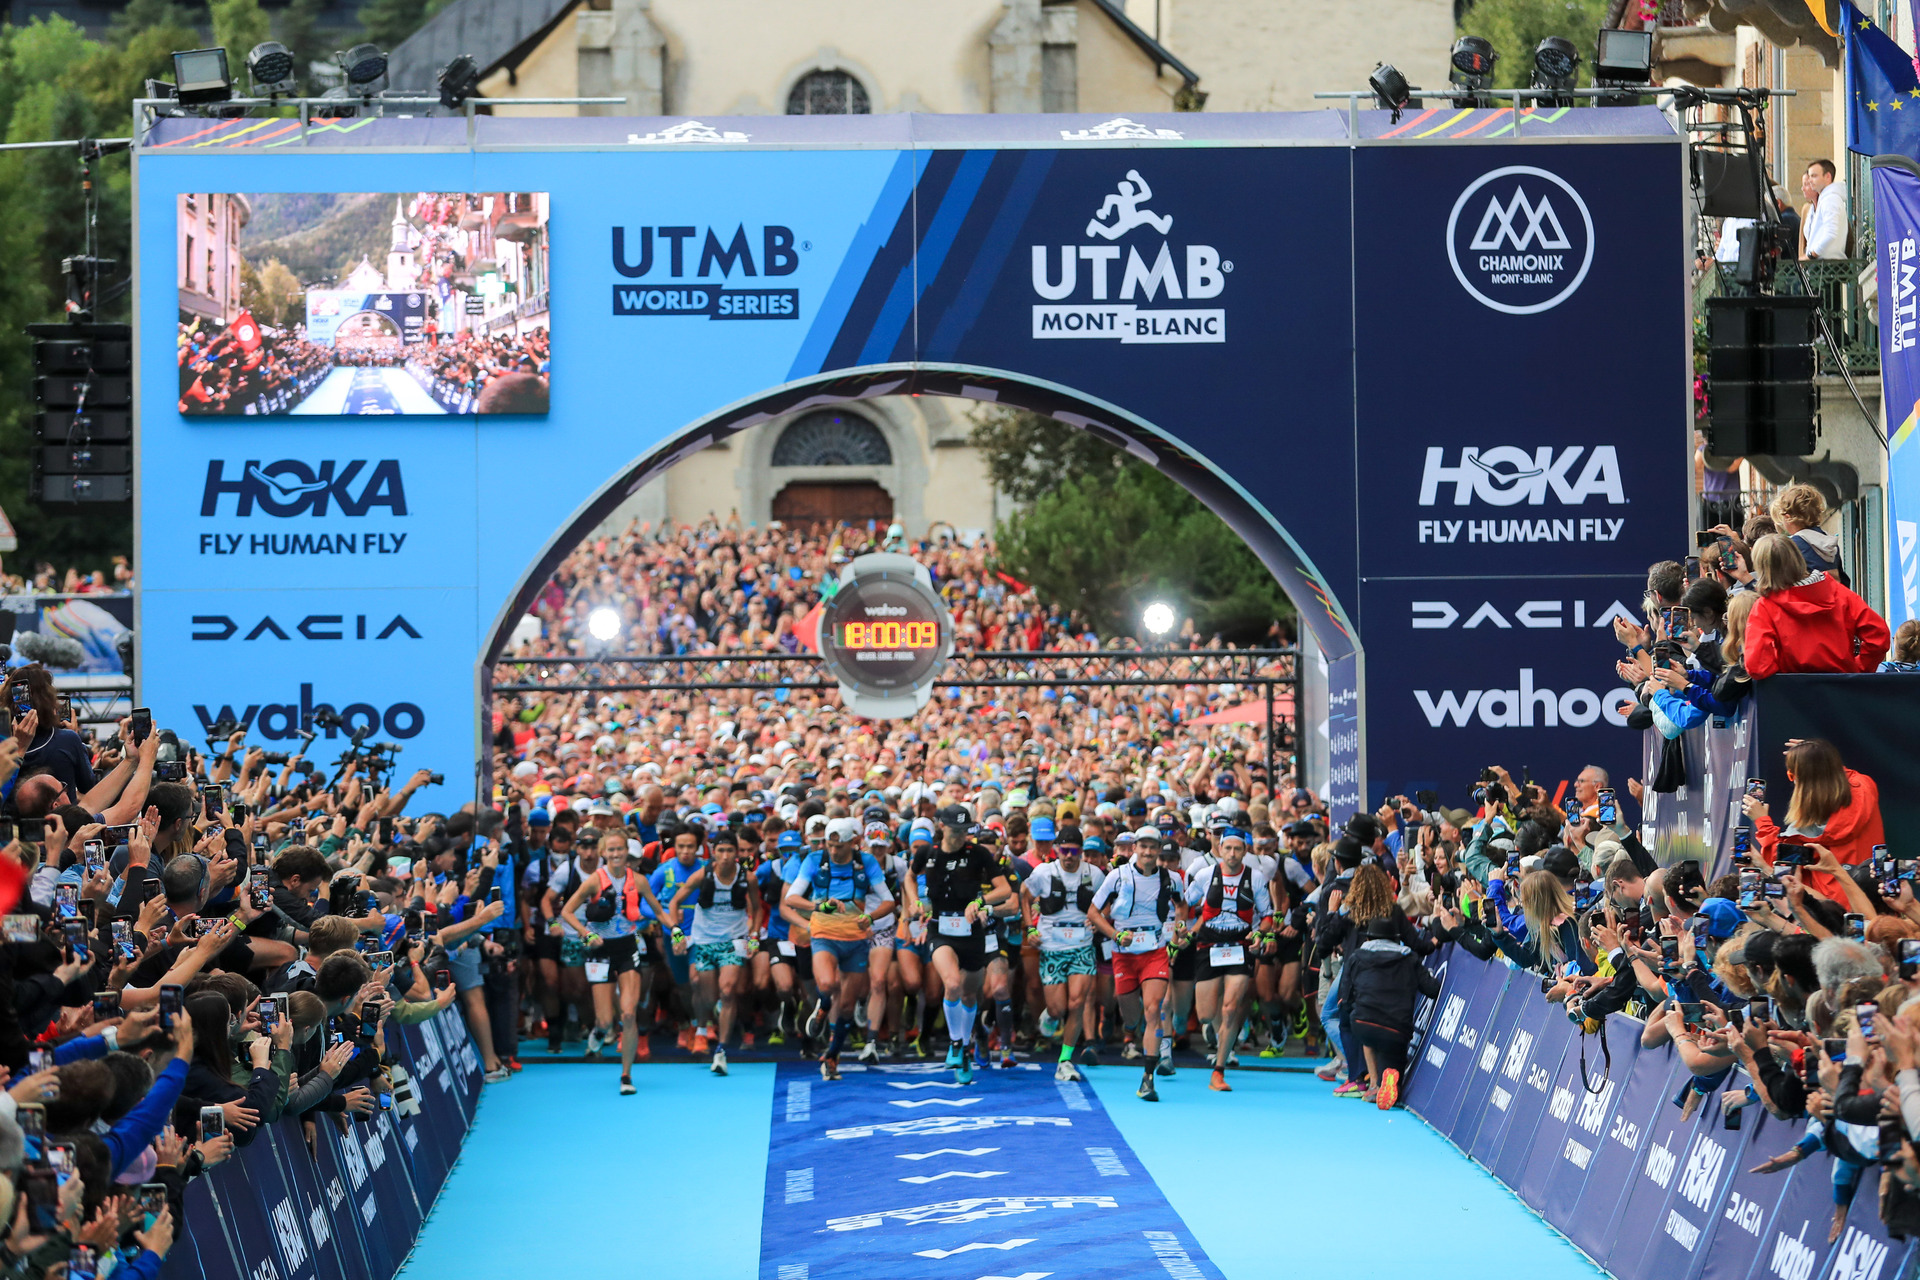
1406,948,1919,1280
157,1007,483,1280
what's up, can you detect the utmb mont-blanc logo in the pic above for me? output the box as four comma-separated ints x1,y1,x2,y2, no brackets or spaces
1447,165,1594,315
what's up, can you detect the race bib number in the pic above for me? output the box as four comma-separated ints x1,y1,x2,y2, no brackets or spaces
1208,944,1245,968
584,959,611,983
634,936,649,959
939,914,972,938
1125,926,1160,954
732,938,752,958
777,940,797,957
1052,925,1089,946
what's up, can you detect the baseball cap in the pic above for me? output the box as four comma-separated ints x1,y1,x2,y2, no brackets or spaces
1540,848,1581,883
805,814,828,834
1132,825,1162,844
777,831,803,851
864,821,892,844
826,817,861,843
938,803,973,829
587,801,615,818
908,818,935,843
1698,898,1744,940
1030,817,1056,842
527,809,551,827
1083,837,1110,856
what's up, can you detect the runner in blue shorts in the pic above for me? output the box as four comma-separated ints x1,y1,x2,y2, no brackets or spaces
784,817,894,1080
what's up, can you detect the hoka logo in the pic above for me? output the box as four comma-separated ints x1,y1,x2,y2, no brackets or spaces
1435,993,1466,1041
270,1198,307,1270
1677,1135,1726,1211
1502,1030,1534,1080
1469,188,1572,252
1573,1080,1615,1134
1830,1226,1891,1280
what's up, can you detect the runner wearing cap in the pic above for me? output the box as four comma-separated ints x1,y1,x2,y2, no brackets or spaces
1184,828,1274,1092
753,827,811,1046
978,833,1029,1070
859,821,912,1062
650,825,710,1055
664,828,764,1076
1021,833,1099,1081
1088,827,1188,1102
910,803,1010,1085
783,816,894,1080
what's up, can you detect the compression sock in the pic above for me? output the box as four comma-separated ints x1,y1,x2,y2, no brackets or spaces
956,1001,977,1046
827,1019,852,1057
1059,1041,1074,1063
942,999,967,1044
995,1000,1015,1044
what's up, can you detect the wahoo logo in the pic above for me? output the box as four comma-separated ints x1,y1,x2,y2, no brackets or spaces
200,459,406,518
1031,169,1226,344
270,1198,308,1270
1501,1030,1534,1080
1447,166,1594,315
1572,1079,1615,1134
1478,1039,1499,1072
1413,669,1633,730
1434,993,1466,1041
1418,446,1625,507
1768,1223,1818,1280
1830,1225,1891,1280
1547,1085,1574,1121
193,683,424,740
1644,1133,1678,1188
1677,1135,1726,1211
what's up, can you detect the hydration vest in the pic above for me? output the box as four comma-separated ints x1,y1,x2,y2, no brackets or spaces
1201,868,1259,926
585,867,640,924
1037,866,1096,917
816,854,872,901
699,865,750,910
1116,868,1176,923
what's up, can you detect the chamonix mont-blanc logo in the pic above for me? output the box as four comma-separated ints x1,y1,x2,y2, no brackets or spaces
1446,165,1594,316
1029,169,1226,344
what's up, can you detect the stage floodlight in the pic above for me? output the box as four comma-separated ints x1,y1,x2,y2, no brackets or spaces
588,608,621,642
1449,36,1497,89
1533,37,1578,89
247,41,296,96
1595,28,1653,84
339,43,388,89
1143,602,1176,637
1369,63,1411,119
171,48,232,107
438,55,482,110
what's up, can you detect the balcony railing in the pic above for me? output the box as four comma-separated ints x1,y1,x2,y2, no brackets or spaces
1697,259,1880,375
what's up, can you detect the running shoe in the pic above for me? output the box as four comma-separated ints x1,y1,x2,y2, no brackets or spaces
1202,1022,1218,1052
1156,1043,1175,1077
1259,1041,1281,1059
973,1040,992,1070
1313,1060,1342,1082
619,1077,636,1096
507,1057,523,1073
1136,1075,1160,1102
1121,1040,1142,1061
768,1029,787,1046
484,1067,510,1083
547,1038,563,1055
911,1034,929,1060
1376,1068,1399,1110
944,1043,962,1070
1333,1081,1366,1099
1226,1051,1240,1069
857,1040,880,1064
676,1027,693,1052
998,1047,1016,1069
1079,1045,1099,1068
712,1048,729,1077
805,1001,826,1040
1361,1087,1379,1104
585,1027,605,1059
692,1031,711,1055
957,1056,974,1086
1038,1012,1061,1039
820,1055,841,1082
1055,1060,1082,1083
1209,1068,1231,1093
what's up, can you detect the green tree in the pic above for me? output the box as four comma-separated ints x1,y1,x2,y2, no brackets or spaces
971,409,1293,644
276,0,327,95
211,0,270,78
1457,0,1610,90
242,257,302,328
357,0,429,50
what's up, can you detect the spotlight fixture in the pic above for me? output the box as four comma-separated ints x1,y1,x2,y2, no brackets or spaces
1369,62,1411,121
1594,27,1653,105
313,86,358,119
1449,35,1498,107
438,54,482,110
338,42,388,91
1142,602,1176,638
170,47,232,107
587,607,622,642
247,41,296,97
1531,36,1579,106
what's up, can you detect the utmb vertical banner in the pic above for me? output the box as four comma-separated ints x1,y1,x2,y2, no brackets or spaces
1873,155,1920,624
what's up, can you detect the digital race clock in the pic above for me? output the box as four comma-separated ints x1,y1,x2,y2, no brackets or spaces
817,552,953,719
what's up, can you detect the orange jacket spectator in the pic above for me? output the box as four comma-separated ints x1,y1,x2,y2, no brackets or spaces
1751,739,1883,904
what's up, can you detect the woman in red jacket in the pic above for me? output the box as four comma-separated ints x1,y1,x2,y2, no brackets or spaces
1744,738,1884,905
1743,534,1889,679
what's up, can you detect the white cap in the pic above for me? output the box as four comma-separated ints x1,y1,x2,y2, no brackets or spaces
805,813,829,834
511,760,539,778
1132,826,1163,844
826,816,861,843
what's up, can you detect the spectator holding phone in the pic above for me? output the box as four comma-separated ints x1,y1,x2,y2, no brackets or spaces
1745,739,1884,905
1741,535,1889,678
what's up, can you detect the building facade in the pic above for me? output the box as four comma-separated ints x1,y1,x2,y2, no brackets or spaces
176,192,251,326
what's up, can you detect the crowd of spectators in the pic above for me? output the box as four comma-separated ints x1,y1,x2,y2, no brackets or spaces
406,325,550,415
0,564,131,596
175,321,330,417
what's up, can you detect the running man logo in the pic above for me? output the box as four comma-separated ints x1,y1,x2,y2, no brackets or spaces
1677,1135,1727,1211
1447,166,1595,315
1572,1079,1615,1134
1031,169,1226,344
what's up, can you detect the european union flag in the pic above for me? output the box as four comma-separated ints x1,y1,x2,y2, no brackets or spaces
1847,0,1920,156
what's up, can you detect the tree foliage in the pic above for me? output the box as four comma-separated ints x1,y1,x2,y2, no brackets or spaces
970,409,1294,644
1456,0,1611,90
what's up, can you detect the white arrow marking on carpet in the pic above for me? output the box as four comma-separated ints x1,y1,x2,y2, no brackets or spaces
895,1147,1000,1161
899,1169,1009,1184
978,1273,1052,1280
888,1097,984,1108
886,1081,966,1090
911,1238,1035,1259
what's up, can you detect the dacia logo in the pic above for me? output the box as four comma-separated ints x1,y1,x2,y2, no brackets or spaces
1030,169,1226,345
201,459,406,518
1447,166,1594,315
610,223,799,320
1418,447,1626,507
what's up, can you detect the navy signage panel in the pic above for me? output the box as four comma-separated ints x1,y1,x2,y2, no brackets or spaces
1488,1008,1574,1188
1465,979,1552,1166
133,109,1686,815
1403,946,1473,1115
1420,955,1511,1137
1562,1039,1678,1261
1624,1071,1750,1280
1698,1109,1803,1280
1513,1014,1609,1209
1536,1012,1644,1226
1453,972,1534,1158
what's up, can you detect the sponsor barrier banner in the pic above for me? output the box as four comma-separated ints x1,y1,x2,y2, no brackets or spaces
758,1059,1220,1279
1873,157,1920,628
151,1014,483,1280
1409,950,1914,1280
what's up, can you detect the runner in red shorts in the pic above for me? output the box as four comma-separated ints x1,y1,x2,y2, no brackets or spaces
1087,828,1187,1102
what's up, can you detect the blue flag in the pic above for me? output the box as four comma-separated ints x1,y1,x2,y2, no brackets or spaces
1847,0,1920,157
